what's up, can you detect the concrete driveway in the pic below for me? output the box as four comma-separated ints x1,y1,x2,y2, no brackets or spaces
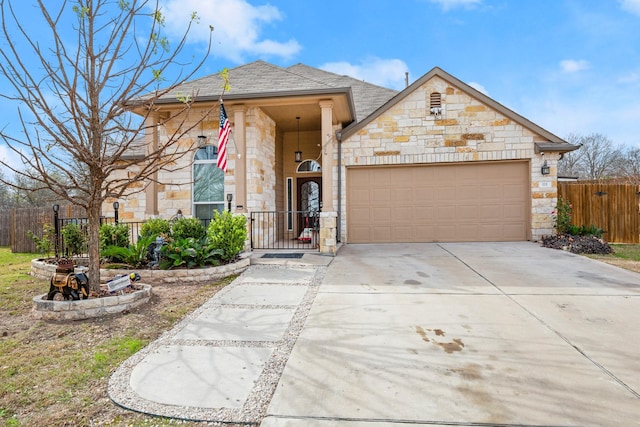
262,242,640,427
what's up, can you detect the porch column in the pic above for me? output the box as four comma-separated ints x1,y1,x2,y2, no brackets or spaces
233,105,247,212
320,100,334,212
145,114,158,216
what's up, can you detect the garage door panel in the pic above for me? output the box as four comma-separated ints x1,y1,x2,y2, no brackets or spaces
347,162,529,243
371,207,391,221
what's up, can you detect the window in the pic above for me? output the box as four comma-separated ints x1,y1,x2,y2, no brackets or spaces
193,146,224,220
296,159,321,173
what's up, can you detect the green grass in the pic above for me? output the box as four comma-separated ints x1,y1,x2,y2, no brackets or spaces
0,246,235,426
609,244,640,261
0,248,43,315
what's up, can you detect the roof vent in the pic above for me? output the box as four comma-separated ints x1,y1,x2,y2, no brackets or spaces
429,92,442,117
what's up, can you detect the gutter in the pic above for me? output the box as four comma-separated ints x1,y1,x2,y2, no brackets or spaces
336,130,342,242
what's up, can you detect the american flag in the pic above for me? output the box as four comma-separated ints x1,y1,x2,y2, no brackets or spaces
217,101,230,172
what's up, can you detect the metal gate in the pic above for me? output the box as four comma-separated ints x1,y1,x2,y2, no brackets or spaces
250,211,319,250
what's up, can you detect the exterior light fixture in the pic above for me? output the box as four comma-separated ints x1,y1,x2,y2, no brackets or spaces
113,201,120,224
197,135,207,146
226,193,233,211
540,151,550,175
295,116,302,163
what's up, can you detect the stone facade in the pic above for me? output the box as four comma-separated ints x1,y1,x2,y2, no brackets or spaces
104,63,568,249
338,76,557,242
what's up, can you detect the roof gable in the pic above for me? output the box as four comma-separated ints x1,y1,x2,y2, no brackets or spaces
343,66,569,148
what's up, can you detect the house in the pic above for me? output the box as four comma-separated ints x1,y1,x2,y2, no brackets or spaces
109,60,577,255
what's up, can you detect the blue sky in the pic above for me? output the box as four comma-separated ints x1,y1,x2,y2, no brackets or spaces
1,0,639,173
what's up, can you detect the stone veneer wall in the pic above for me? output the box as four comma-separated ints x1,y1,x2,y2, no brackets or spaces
338,76,557,242
244,107,277,246
104,107,237,222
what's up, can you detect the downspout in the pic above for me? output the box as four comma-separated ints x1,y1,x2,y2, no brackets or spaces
336,129,342,242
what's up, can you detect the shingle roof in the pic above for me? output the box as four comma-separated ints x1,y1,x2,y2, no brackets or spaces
155,60,398,122
285,64,398,121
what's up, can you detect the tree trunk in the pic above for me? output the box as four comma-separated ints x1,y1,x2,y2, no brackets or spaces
86,202,102,294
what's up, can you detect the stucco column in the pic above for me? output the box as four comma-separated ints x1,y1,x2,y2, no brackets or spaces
233,105,247,212
320,100,334,212
145,114,159,216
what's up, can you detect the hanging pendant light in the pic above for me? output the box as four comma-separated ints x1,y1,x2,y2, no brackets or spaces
295,116,302,162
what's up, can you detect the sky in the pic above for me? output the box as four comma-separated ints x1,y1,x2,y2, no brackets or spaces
1,0,640,174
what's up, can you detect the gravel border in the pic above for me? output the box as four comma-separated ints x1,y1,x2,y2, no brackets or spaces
107,264,326,425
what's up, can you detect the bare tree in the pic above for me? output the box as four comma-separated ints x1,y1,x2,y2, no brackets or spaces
0,0,214,292
559,133,624,180
617,146,640,183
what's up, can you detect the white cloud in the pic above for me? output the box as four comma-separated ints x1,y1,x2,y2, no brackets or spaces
560,59,590,73
429,0,482,11
0,143,25,176
158,0,301,63
468,82,489,95
619,0,640,16
319,58,409,90
618,71,640,84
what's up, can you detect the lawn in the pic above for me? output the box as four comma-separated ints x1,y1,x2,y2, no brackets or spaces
0,247,236,426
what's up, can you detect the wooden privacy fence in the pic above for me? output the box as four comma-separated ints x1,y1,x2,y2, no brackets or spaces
558,182,640,243
1,205,86,253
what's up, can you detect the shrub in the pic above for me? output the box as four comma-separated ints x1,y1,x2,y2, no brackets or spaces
140,218,170,238
171,217,206,241
552,196,572,234
159,237,221,269
28,223,55,256
99,223,130,250
207,211,247,262
61,223,87,256
102,234,157,268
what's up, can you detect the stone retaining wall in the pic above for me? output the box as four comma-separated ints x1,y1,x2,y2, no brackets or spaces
32,285,152,321
30,253,250,285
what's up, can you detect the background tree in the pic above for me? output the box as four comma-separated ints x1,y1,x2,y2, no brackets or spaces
0,0,214,292
558,133,624,180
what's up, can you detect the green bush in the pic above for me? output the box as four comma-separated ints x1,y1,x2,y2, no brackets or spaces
552,196,573,234
140,218,170,238
159,237,221,269
99,223,130,250
28,223,55,256
102,234,157,267
566,224,603,238
61,223,87,256
171,217,206,241
207,211,247,262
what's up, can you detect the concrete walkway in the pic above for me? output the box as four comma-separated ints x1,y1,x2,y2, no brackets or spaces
109,243,640,426
108,252,332,424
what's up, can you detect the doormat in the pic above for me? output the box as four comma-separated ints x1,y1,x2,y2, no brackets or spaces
261,253,305,259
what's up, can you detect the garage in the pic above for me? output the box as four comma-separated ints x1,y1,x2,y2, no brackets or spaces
346,161,529,243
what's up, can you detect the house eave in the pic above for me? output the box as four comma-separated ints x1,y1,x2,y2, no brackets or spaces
534,142,581,154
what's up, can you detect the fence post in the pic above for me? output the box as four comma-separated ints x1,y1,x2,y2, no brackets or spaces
53,204,60,258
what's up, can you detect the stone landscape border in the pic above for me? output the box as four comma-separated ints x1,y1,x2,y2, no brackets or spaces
30,253,250,284
30,254,251,320
32,285,153,321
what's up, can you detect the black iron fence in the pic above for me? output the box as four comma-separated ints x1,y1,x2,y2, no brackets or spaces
250,210,319,250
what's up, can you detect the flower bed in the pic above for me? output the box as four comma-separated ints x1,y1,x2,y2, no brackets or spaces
30,254,250,320
30,253,250,284
32,284,152,321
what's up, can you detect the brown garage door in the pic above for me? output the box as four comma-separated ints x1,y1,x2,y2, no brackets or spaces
347,162,529,243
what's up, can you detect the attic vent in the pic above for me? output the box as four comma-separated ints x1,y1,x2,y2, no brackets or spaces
429,92,442,116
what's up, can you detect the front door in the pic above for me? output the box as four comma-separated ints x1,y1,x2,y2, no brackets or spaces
297,177,321,234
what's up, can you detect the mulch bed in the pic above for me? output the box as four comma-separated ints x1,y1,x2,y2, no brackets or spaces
540,234,613,255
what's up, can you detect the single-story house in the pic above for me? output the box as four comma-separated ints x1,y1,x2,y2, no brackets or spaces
110,60,577,254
